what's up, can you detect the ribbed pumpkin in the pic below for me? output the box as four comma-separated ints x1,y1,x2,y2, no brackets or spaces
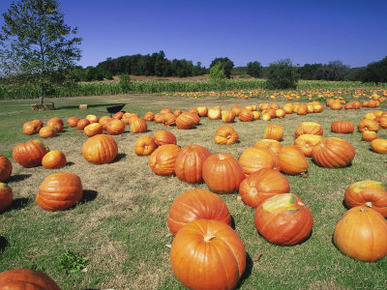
130,117,147,133
39,126,57,138
153,112,165,123
76,118,90,130
0,182,13,212
331,120,355,134
36,172,82,211
0,154,12,182
149,144,181,176
41,150,67,169
176,113,198,129
0,268,60,289
82,134,118,164
106,119,126,135
202,153,245,194
12,140,49,168
84,123,104,137
239,147,277,176
112,111,124,120
153,130,177,146
362,131,378,142
22,121,39,135
163,112,177,126
294,122,323,138
143,111,155,121
294,134,323,157
207,107,221,120
253,139,282,155
239,168,290,208
174,145,211,184
357,119,380,132
378,114,387,129
333,206,387,262
86,114,98,124
264,124,284,141
238,108,254,122
231,104,242,116
170,219,246,290
312,137,355,168
214,125,239,145
134,135,158,156
46,118,63,133
167,189,231,236
278,145,308,175
370,139,387,154
197,106,208,117
67,117,80,127
221,109,236,123
98,116,112,129
31,119,44,131
344,180,387,217
254,193,313,246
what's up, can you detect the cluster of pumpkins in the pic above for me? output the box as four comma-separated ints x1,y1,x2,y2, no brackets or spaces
1,103,387,288
326,98,382,110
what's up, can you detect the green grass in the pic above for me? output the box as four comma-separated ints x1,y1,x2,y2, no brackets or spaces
0,93,386,289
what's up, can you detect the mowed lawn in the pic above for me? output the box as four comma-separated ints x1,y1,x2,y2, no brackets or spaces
0,94,386,289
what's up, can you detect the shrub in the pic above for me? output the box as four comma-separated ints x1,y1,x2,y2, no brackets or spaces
265,59,299,89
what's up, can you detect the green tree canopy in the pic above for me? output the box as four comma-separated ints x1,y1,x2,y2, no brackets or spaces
246,61,263,78
0,0,82,104
265,58,299,90
210,57,234,79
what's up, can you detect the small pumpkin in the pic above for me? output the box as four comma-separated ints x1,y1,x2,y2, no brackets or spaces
207,107,222,120
362,130,378,142
143,111,155,121
82,134,118,164
76,118,90,130
153,130,177,146
67,117,80,127
0,268,60,289
98,116,112,129
331,120,355,134
85,114,99,124
370,138,387,154
130,117,147,133
333,206,387,262
170,219,246,290
134,135,158,156
0,154,12,182
167,189,231,236
84,123,104,137
36,172,83,211
12,140,50,168
149,144,181,176
106,119,126,135
254,193,314,246
176,113,197,129
197,106,208,117
312,137,355,168
294,122,323,138
46,118,63,133
238,108,254,122
41,150,67,169
278,145,308,175
264,124,284,141
0,182,13,212
163,112,177,126
294,134,323,157
39,126,57,138
22,121,39,135
221,109,236,123
214,125,239,145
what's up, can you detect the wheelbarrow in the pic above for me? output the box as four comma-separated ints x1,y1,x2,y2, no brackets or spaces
106,103,126,114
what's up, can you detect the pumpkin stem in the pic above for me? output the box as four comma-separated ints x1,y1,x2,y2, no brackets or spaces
203,234,216,242
365,201,372,208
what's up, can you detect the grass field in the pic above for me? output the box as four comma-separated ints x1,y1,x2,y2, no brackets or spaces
0,93,386,289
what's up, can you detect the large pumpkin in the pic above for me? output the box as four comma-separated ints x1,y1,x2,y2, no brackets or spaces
36,172,83,211
134,135,158,156
294,122,323,138
174,145,211,184
106,119,126,135
294,134,323,157
84,123,104,137
22,121,39,135
253,139,282,155
331,120,355,134
239,147,277,176
254,193,314,246
333,206,387,262
176,113,198,129
357,119,380,132
167,189,231,236
0,268,60,289
170,219,246,290
130,117,147,133
278,145,309,175
39,126,57,138
344,180,387,217
238,108,254,122
0,154,12,182
82,134,118,164
12,140,49,168
214,125,239,145
153,130,177,146
149,144,181,176
312,137,355,168
0,182,13,212
264,124,284,141
221,109,236,123
202,153,245,194
41,150,67,169
239,168,290,208
370,139,387,154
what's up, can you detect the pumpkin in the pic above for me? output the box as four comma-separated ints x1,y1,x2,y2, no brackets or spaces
282,103,294,114
202,153,245,194
85,114,99,124
176,113,197,129
160,108,173,114
261,113,272,121
296,104,308,115
254,193,313,246
370,138,387,154
153,112,165,123
163,112,177,126
294,122,323,138
252,111,261,120
82,134,118,164
84,123,104,137
153,130,177,146
259,103,270,111
173,109,183,117
275,108,286,118
67,117,79,127
312,137,355,168
98,116,112,129
231,104,242,116
188,108,199,116
197,106,208,117
264,124,284,141
112,111,124,120
378,114,387,129
149,144,181,176
174,145,211,184
143,111,155,121
39,126,57,138
333,206,387,262
239,147,277,176
12,140,49,168
207,107,222,120
31,119,44,131
362,131,378,142
0,183,13,212
0,154,12,182
170,219,246,290
278,145,308,175
76,118,90,130
36,172,82,211
167,189,231,236
47,117,64,127
214,125,239,145
46,118,63,133
294,134,323,157
245,104,257,111
130,117,147,133
134,135,158,156
253,139,282,155
331,120,355,134
238,108,254,122
357,119,380,132
41,150,67,169
106,119,126,135
239,168,290,208
0,268,60,289
221,109,236,123
344,180,387,217
22,121,39,135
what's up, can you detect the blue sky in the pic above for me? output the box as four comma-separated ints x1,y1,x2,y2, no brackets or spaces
0,0,386,68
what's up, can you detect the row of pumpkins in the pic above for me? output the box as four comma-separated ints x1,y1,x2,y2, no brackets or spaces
1,105,387,288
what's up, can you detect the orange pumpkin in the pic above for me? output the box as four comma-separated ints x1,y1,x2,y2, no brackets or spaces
98,116,112,129
0,268,60,289
231,104,242,116
153,130,177,146
207,107,222,120
163,112,177,126
264,124,284,141
22,121,39,135
134,135,158,156
294,122,323,138
362,131,378,142
67,117,80,127
82,134,118,164
167,189,231,236
170,219,246,290
253,139,282,155
239,168,290,208
238,108,254,122
239,147,277,176
41,150,67,169
36,172,82,211
197,106,208,117
174,145,211,184
333,206,387,262
46,118,63,133
370,139,387,154
130,117,147,133
0,182,13,212
176,113,198,129
76,118,90,130
39,126,57,138
294,134,323,157
278,145,308,175
312,137,355,168
143,111,155,121
86,114,98,124
202,153,245,194
106,119,126,135
214,125,239,145
221,109,236,123
12,140,49,168
357,119,380,132
84,123,104,137
0,154,12,182
331,120,355,134
149,144,181,176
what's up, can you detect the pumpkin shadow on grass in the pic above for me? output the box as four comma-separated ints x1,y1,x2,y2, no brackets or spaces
0,236,8,252
8,174,32,183
65,162,75,167
236,253,253,289
8,197,31,211
80,190,98,204
113,153,126,163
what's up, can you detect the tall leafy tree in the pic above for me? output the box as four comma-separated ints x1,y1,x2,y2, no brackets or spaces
246,61,263,78
0,0,82,105
210,57,234,78
265,58,299,89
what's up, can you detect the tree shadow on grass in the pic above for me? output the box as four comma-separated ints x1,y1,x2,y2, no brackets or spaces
0,236,8,252
8,174,32,183
80,190,98,204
